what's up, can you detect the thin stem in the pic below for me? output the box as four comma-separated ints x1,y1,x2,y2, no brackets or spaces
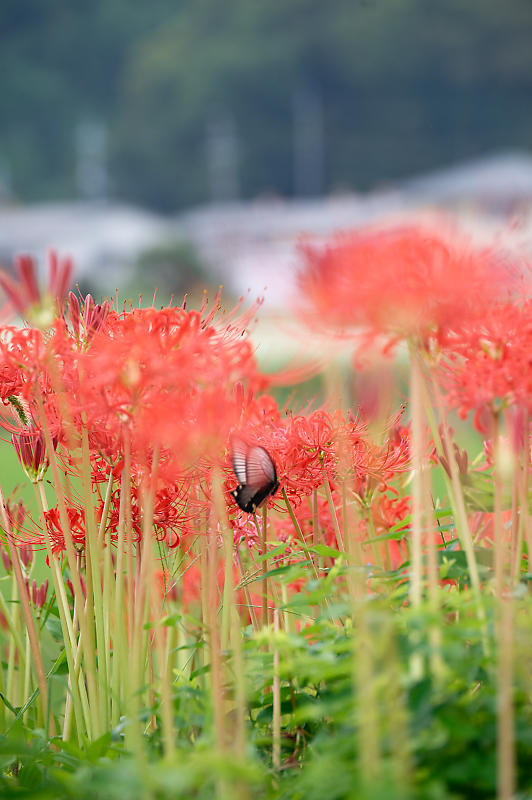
408,349,424,609
81,423,107,735
322,473,344,551
282,487,319,581
272,608,281,772
0,485,54,734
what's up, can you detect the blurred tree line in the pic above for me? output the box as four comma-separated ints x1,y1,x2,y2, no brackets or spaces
1,0,532,211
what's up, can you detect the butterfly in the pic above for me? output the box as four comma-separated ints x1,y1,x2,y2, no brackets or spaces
230,437,279,513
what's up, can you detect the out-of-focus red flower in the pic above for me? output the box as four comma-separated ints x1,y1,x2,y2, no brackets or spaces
439,300,532,425
70,301,266,477
0,251,72,325
0,327,47,402
298,224,511,348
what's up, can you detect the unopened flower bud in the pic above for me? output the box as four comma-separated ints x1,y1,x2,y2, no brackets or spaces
12,427,50,482
19,543,33,569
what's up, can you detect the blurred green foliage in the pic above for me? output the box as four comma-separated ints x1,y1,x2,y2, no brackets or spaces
0,582,531,798
1,0,532,209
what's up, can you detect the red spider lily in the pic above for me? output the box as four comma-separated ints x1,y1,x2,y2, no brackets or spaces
43,506,87,556
65,291,109,346
229,400,410,513
0,326,48,402
0,251,72,324
298,224,512,349
68,303,265,477
439,299,532,425
100,478,196,548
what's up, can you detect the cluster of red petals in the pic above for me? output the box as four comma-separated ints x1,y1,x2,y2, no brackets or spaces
298,224,511,346
99,478,196,549
42,506,87,557
439,299,532,424
0,288,269,557
0,326,48,402
228,397,411,515
67,302,266,476
0,251,72,320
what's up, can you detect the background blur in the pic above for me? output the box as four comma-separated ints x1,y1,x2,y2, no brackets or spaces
1,0,532,309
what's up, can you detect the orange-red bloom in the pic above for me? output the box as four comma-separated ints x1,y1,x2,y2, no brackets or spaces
298,224,511,348
439,299,532,424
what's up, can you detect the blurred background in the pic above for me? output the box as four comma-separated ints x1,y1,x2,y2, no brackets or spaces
1,0,532,313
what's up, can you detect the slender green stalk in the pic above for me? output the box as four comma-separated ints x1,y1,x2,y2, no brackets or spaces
252,510,269,627
235,552,259,633
322,471,344,551
112,452,129,728
0,583,26,680
6,574,20,708
272,608,281,771
212,470,248,768
36,394,100,727
34,482,88,741
493,412,505,599
22,630,31,724
408,349,424,609
0,485,53,734
424,372,488,643
497,596,515,800
281,487,319,581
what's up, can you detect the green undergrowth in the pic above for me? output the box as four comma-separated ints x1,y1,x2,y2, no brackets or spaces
1,567,531,800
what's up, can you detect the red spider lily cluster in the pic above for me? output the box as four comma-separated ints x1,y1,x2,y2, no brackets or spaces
0,224,530,612
0,225,530,759
298,224,515,350
438,299,532,428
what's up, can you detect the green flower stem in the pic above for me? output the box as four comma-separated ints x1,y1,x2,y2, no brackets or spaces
81,423,108,736
35,481,90,741
212,469,248,764
312,489,319,545
493,411,505,599
235,552,259,632
272,608,281,771
112,466,129,729
0,485,53,734
127,471,157,757
408,349,424,610
6,573,20,709
213,470,234,651
425,375,487,645
252,510,269,626
0,581,26,677
281,487,319,582
36,393,100,728
22,630,31,725
207,512,226,759
99,467,116,710
321,470,345,551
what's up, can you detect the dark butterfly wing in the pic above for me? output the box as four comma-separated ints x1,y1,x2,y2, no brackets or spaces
230,441,279,513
